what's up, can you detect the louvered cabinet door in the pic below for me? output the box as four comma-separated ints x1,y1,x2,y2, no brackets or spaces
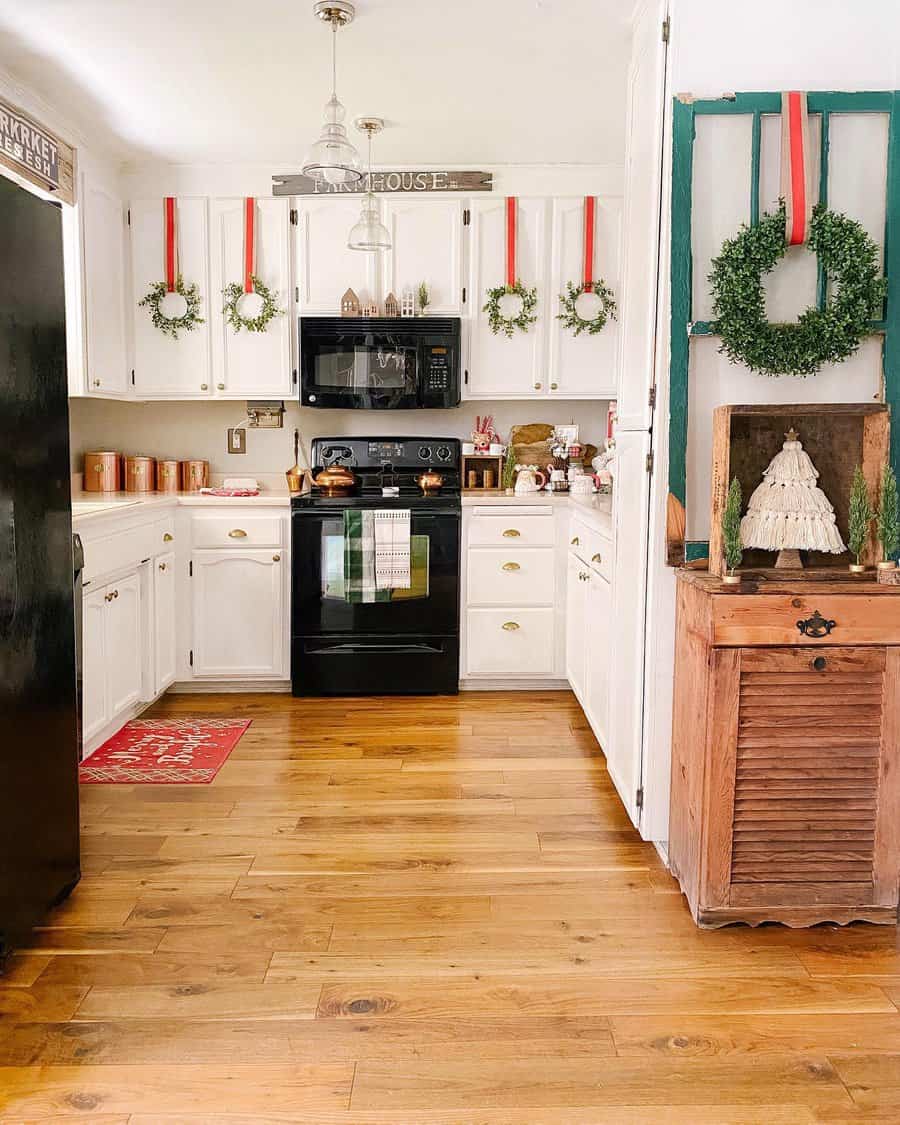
701,646,900,922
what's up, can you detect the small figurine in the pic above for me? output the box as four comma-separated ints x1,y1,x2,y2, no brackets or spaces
384,292,400,317
360,299,378,317
341,288,360,317
401,288,416,317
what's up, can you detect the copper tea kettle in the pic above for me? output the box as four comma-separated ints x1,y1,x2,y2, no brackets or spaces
314,463,356,496
416,470,444,494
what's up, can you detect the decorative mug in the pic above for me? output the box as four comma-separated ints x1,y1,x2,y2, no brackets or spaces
569,475,594,496
514,466,546,494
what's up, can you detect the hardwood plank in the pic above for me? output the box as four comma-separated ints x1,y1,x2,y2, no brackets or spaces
0,986,89,1022
22,928,166,955
126,1112,817,1125
73,981,322,1021
32,952,272,988
0,955,52,987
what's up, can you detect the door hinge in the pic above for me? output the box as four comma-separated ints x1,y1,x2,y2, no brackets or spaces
126,208,131,226
295,286,300,303
636,786,644,810
189,649,193,667
292,368,298,386
290,208,298,225
661,16,670,42
645,451,654,474
462,286,467,304
463,208,470,226
131,369,135,386
648,385,657,409
464,368,469,386
189,560,193,577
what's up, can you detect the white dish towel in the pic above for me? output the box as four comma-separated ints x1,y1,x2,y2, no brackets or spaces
373,509,411,589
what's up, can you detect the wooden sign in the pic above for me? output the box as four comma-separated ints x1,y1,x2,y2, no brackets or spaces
0,97,75,204
272,169,492,197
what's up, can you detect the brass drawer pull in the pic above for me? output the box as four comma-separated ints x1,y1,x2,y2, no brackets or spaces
163,532,174,542
502,621,520,631
501,561,520,572
592,553,602,564
228,529,248,539
796,610,835,638
273,554,281,562
502,529,520,538
571,536,579,546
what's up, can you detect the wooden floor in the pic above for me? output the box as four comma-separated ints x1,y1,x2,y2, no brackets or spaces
2,690,900,1122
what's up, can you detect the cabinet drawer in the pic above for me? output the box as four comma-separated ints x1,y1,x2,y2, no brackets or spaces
154,515,176,549
192,514,283,549
467,548,554,606
468,508,555,547
466,608,555,677
712,594,900,646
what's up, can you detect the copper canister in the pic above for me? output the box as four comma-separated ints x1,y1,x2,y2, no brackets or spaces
124,455,156,493
156,459,180,494
83,451,121,492
180,459,209,492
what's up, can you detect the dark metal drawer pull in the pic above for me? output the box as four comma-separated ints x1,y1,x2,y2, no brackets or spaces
796,610,835,638
812,656,827,671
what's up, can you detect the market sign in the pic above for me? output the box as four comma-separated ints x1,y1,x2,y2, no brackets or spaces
0,97,75,204
272,169,492,196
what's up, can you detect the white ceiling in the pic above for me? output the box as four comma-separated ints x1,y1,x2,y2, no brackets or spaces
0,0,635,168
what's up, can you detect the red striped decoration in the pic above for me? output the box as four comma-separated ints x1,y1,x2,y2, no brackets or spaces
243,197,255,294
781,91,811,245
505,196,517,287
164,196,177,292
583,196,596,291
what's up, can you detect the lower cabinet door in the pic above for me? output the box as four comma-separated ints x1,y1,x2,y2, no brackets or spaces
153,551,176,693
104,571,143,719
565,552,587,699
192,549,284,678
585,570,612,747
466,607,555,677
82,586,109,745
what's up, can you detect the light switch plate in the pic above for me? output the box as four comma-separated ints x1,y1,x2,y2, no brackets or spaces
227,428,246,454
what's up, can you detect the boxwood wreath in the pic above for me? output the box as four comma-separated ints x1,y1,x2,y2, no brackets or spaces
483,281,538,337
709,202,886,377
557,279,617,337
223,275,284,334
139,276,204,340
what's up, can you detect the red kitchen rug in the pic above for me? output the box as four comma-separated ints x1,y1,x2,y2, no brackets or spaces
79,718,251,784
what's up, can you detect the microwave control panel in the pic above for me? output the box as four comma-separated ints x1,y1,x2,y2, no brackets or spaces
424,346,451,392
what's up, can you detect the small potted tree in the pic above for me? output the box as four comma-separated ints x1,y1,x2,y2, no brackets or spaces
417,281,431,316
848,465,875,574
878,464,899,572
722,476,743,584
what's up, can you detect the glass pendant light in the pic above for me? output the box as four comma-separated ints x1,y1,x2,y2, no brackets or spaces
302,2,362,185
348,118,392,251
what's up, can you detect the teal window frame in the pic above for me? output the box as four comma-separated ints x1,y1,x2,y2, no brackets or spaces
667,91,900,566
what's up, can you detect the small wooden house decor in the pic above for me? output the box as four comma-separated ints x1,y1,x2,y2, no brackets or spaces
384,292,400,317
360,299,378,317
400,288,415,317
340,288,360,317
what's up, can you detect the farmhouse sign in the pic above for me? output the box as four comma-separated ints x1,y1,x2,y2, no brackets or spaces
273,169,493,196
0,97,75,204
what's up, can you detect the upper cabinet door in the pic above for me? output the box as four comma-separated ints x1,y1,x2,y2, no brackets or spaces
295,196,377,314
131,197,212,398
81,175,129,397
547,196,622,399
467,197,548,398
381,198,463,315
209,197,292,398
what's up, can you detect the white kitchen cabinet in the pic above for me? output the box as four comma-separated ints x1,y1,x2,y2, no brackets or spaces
585,568,612,748
547,196,621,398
191,549,284,679
467,197,548,398
81,175,129,397
130,197,212,397
565,551,588,700
81,587,109,746
153,551,177,694
209,197,293,397
295,196,378,314
381,198,464,315
104,571,143,717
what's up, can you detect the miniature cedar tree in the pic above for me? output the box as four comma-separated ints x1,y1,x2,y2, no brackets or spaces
878,464,900,562
722,476,743,575
848,465,875,566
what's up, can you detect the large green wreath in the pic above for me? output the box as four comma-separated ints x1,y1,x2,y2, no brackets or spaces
483,280,538,338
557,279,617,337
709,202,886,377
139,275,204,340
223,275,284,334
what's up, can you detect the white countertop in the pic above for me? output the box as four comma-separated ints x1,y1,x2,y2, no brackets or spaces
462,488,613,536
72,490,291,528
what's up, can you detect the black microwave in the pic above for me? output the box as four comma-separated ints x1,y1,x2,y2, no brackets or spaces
300,316,461,409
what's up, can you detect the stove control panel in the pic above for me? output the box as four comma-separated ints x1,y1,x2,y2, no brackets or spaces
312,437,461,471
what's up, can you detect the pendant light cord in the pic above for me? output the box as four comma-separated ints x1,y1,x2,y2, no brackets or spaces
331,21,338,98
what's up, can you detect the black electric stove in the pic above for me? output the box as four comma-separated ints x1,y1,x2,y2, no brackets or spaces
291,438,461,696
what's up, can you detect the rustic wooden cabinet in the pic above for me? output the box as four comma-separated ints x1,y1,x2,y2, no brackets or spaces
669,571,900,928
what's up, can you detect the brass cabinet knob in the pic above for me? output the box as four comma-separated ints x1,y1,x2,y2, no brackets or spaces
534,382,542,390
502,529,520,538
571,536,579,546
502,621,520,631
228,529,248,538
592,553,602,564
273,554,281,562
163,532,174,542
501,561,521,572
93,378,101,387
217,383,225,390
158,562,167,571
551,382,558,390
105,589,119,600
200,383,209,391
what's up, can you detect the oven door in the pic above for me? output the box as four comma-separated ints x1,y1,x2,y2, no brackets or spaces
301,328,421,409
292,508,460,636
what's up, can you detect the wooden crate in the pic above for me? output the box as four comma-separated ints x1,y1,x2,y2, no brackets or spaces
462,454,503,491
708,403,890,577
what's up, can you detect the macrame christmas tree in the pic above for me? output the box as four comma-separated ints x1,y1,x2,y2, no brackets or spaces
740,429,846,567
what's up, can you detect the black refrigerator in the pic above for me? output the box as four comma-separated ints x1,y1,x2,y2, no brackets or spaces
0,174,80,955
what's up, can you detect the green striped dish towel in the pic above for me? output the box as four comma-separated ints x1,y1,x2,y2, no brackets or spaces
343,509,391,603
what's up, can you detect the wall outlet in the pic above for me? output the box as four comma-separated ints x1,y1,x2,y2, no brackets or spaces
227,428,246,454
